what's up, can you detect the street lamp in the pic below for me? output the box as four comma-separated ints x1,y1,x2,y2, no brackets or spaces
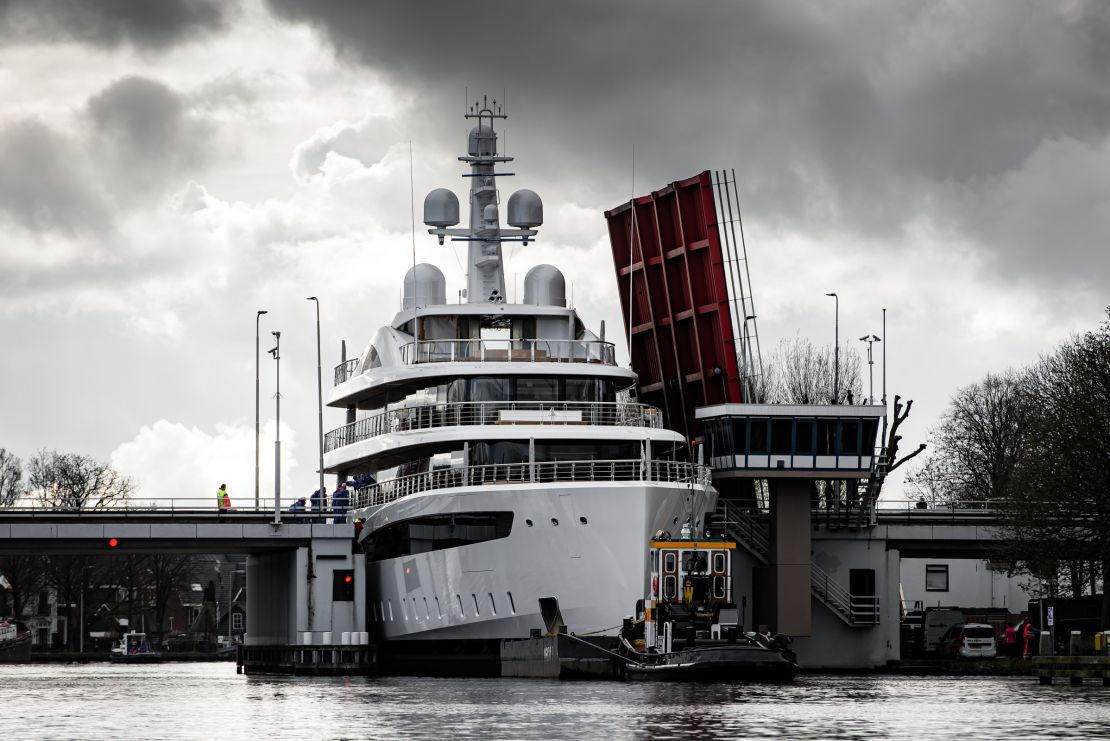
859,334,881,404
268,331,283,525
255,310,268,510
825,293,839,403
307,297,325,502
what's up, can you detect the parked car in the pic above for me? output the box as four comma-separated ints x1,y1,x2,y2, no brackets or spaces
924,607,967,654
944,623,998,659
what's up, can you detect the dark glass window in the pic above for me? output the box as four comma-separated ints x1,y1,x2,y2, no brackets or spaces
817,419,836,455
771,420,792,455
731,420,747,455
862,419,879,450
332,570,355,601
795,419,814,454
925,564,949,592
517,377,558,401
364,512,514,562
749,420,769,454
840,421,860,455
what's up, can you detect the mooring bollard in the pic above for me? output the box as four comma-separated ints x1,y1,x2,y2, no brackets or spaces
1069,631,1082,656
1039,631,1053,657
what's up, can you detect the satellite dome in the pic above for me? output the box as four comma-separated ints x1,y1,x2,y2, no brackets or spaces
423,188,459,228
403,263,447,309
467,123,497,157
507,189,543,228
523,264,566,307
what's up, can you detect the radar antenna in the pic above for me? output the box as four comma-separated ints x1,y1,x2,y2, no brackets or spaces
423,94,543,304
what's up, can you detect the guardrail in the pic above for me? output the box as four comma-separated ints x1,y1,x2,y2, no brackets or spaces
811,561,880,626
325,401,664,452
350,459,712,509
0,498,350,522
334,359,359,385
400,339,617,366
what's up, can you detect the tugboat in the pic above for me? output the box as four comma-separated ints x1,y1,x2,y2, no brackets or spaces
618,534,797,682
0,619,32,662
109,631,162,663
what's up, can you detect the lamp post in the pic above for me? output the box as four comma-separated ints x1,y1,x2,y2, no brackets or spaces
825,293,839,403
881,308,888,450
255,310,268,510
307,297,325,502
268,332,282,525
859,334,881,404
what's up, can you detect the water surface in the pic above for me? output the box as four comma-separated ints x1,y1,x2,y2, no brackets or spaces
0,664,1107,740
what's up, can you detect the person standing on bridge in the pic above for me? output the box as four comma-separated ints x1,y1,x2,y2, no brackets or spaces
217,483,232,513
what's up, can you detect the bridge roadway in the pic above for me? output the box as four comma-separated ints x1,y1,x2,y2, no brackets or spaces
0,507,354,555
823,505,1005,558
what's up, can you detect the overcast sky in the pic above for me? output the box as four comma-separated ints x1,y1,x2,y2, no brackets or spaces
1,0,1107,505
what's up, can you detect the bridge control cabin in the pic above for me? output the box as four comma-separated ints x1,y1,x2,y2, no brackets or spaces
696,403,886,479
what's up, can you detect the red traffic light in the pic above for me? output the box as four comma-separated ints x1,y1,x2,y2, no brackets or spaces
344,574,353,584
107,538,119,548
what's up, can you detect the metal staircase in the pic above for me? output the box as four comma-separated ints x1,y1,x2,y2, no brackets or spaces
715,499,879,627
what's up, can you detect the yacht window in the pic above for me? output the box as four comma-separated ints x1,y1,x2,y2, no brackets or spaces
469,377,510,402
683,551,709,573
664,552,677,573
367,346,382,369
507,592,516,614
363,512,514,561
421,316,456,341
517,377,559,401
713,576,727,599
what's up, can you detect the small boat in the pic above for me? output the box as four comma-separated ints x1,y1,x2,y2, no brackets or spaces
110,631,162,663
618,535,797,682
0,620,32,663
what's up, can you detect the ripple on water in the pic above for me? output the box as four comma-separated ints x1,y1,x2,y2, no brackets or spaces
0,665,1107,740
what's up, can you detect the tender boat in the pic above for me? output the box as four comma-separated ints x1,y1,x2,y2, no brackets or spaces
618,535,797,682
110,631,162,663
0,619,32,662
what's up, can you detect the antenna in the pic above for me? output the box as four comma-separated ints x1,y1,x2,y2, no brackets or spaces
409,140,418,328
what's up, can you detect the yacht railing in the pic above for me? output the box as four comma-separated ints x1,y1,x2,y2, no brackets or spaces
334,359,359,385
399,339,617,366
350,459,712,509
325,401,664,452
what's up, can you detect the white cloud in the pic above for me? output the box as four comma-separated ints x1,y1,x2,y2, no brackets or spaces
110,419,298,508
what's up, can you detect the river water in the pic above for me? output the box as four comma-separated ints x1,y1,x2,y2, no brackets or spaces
0,664,1107,740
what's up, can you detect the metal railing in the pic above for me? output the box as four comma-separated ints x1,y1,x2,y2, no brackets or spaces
334,359,359,385
325,401,664,452
717,499,770,562
399,339,617,366
811,561,880,626
0,498,350,522
350,459,712,509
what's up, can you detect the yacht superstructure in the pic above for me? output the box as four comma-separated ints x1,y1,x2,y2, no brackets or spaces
325,99,716,655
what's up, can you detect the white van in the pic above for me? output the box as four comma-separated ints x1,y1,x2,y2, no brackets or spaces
923,607,966,653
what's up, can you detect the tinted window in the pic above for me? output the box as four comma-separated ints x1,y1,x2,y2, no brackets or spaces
965,627,994,638
840,421,859,455
749,420,769,453
731,420,747,454
795,419,814,454
817,419,836,455
364,512,513,561
771,420,792,454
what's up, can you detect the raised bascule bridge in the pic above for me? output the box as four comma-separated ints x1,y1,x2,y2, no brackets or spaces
0,501,368,674
603,170,1018,668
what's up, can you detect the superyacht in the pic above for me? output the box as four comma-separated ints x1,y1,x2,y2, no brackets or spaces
325,98,716,665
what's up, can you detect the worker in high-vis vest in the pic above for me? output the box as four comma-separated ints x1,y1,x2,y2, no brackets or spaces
217,483,231,512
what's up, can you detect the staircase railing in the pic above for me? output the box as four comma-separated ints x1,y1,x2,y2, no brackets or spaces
715,498,880,627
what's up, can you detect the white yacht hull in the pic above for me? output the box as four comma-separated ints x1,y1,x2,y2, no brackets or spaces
357,480,717,643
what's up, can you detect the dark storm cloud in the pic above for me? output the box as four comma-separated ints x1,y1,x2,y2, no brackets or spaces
87,76,215,201
0,119,112,235
267,0,1110,286
0,0,234,50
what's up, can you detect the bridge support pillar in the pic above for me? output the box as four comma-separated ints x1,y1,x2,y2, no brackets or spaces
769,480,812,637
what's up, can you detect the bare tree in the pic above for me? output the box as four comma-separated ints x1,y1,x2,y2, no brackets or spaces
0,555,44,619
148,554,194,646
26,450,133,510
0,448,22,507
764,336,863,405
1003,309,1110,628
925,371,1037,507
